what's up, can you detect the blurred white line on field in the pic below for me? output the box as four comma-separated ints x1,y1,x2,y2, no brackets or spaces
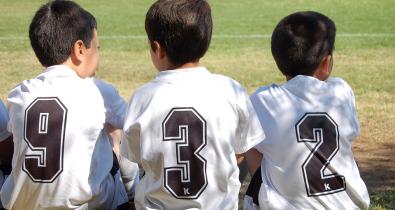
0,33,394,40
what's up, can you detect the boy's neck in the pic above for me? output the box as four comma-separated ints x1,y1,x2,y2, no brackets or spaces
175,61,199,70
62,58,92,78
159,61,199,72
285,74,330,82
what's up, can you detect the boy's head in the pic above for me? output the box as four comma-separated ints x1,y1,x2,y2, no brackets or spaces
271,11,336,79
145,0,212,69
29,0,99,77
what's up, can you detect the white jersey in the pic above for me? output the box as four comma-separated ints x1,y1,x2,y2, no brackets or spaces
0,100,11,142
1,65,128,210
121,67,265,210
250,75,370,210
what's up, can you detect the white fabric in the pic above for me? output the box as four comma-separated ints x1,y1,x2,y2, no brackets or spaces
122,67,265,210
0,100,11,142
1,65,128,210
243,195,259,210
250,75,370,210
0,171,7,209
119,155,140,200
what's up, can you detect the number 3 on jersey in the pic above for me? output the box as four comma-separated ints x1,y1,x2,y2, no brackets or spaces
296,113,345,196
162,108,208,199
23,97,67,183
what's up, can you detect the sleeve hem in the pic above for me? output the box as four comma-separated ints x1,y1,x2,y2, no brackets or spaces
235,132,266,154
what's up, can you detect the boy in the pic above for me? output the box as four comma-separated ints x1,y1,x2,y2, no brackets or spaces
0,100,12,210
244,11,370,210
0,1,134,209
121,0,265,209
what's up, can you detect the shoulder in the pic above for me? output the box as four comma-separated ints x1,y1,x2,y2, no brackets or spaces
327,77,352,88
124,80,163,115
327,77,355,98
212,73,243,87
250,84,281,102
131,78,164,99
7,78,40,104
209,74,249,98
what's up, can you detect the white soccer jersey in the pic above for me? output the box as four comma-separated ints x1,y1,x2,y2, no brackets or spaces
0,100,11,142
121,67,265,210
1,65,128,209
250,75,370,210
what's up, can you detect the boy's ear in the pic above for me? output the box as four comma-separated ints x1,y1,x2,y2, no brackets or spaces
153,41,166,59
323,54,333,76
70,40,85,64
314,54,332,81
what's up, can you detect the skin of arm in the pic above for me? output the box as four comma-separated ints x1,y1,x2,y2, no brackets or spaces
104,123,121,160
236,154,245,165
245,148,263,176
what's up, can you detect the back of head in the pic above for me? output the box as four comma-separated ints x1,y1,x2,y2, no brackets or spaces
271,11,336,77
29,0,97,67
145,0,212,67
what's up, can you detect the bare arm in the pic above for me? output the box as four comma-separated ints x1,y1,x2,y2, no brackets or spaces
245,148,263,176
235,154,245,165
105,123,121,160
106,123,140,209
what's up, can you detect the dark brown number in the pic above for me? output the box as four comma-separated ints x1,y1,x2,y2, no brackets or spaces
162,108,207,199
23,97,67,183
296,113,345,196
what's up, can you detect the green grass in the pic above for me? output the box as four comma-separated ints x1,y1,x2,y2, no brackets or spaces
370,191,395,210
0,0,394,209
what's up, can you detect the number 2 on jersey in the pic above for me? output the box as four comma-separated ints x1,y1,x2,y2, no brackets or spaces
296,113,345,196
162,108,208,199
23,97,67,183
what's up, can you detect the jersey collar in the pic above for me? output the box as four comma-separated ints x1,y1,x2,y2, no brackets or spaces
155,67,210,83
42,65,79,78
283,75,328,94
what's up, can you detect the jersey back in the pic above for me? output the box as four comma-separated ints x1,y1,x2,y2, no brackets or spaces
1,65,127,209
122,67,265,210
250,75,369,210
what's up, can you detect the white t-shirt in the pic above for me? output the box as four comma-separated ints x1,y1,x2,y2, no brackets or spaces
1,65,128,210
122,67,265,210
0,100,11,142
250,75,370,210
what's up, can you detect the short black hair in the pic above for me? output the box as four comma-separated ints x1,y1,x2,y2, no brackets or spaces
29,0,97,67
271,11,336,77
145,0,212,67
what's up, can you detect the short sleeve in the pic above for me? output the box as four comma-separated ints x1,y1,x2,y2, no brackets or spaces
345,81,360,139
121,93,142,164
0,100,12,142
93,79,127,129
234,87,266,154
328,77,361,141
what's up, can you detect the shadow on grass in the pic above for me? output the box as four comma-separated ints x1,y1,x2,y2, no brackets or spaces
356,142,395,209
358,142,395,193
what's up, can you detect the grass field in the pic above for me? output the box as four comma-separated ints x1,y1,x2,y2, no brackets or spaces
0,0,394,209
